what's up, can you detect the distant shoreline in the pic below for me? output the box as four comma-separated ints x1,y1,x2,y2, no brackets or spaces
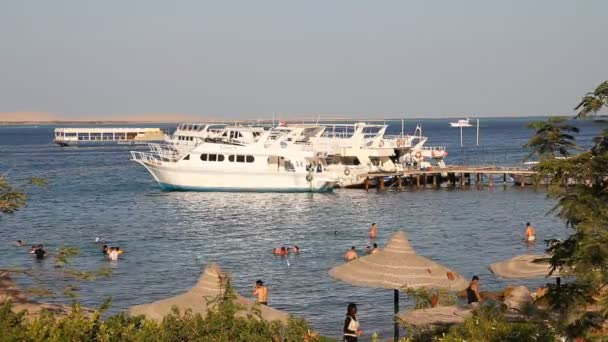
0,115,577,126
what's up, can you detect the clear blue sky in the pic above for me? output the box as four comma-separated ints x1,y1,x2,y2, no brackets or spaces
1,0,606,119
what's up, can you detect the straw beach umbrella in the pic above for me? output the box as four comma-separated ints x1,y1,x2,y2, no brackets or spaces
329,231,468,341
489,254,565,286
129,263,289,323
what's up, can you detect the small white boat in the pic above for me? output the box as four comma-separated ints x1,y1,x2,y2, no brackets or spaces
449,119,473,128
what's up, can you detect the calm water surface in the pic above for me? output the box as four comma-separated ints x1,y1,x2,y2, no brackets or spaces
0,118,600,339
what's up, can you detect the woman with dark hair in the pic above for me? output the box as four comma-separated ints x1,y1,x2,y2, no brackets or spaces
343,303,362,341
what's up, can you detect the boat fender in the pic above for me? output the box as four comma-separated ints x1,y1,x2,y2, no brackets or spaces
344,168,351,176
414,151,422,159
306,174,313,182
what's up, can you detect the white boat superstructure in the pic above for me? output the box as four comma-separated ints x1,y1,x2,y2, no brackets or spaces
449,118,473,128
165,123,266,153
131,130,338,192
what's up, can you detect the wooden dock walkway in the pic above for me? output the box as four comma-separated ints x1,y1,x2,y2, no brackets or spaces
359,165,537,190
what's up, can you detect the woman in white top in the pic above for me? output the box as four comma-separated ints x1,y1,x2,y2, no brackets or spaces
343,303,362,342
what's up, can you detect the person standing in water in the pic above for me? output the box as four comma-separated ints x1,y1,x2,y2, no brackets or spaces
343,303,362,342
369,223,378,239
252,280,268,305
525,222,536,242
371,243,380,254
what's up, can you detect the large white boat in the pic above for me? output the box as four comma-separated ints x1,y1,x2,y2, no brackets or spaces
130,131,338,192
449,118,473,128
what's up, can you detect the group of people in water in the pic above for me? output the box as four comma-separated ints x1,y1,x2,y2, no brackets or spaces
344,223,379,262
272,245,299,256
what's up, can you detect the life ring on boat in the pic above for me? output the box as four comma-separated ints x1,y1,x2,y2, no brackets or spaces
396,139,405,147
414,151,422,159
379,140,385,147
306,174,313,182
444,151,448,156
344,168,351,176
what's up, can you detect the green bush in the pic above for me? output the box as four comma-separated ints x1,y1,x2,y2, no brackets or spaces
436,304,557,342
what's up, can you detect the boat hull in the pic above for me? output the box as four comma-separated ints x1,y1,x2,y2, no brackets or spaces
138,161,336,193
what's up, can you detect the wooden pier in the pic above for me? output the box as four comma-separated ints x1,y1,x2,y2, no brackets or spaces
360,166,537,191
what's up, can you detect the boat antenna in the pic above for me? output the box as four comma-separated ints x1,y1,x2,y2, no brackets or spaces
272,112,275,128
401,118,404,138
476,118,480,146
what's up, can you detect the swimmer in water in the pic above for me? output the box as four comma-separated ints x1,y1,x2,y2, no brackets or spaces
290,245,300,254
364,246,371,254
252,280,268,305
344,246,358,261
102,245,109,254
369,223,378,239
371,243,379,254
13,240,24,247
525,222,536,242
273,247,288,256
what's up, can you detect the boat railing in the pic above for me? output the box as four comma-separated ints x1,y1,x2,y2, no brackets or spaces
131,151,165,165
420,146,446,152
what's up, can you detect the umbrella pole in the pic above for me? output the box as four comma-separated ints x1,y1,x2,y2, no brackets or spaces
394,289,399,341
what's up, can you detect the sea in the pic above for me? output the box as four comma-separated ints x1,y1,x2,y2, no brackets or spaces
0,117,603,339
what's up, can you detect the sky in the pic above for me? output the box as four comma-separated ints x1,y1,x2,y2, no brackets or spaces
0,0,606,120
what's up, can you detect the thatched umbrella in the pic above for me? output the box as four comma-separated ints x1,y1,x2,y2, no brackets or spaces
488,254,565,287
329,231,468,341
129,263,289,323
397,305,472,327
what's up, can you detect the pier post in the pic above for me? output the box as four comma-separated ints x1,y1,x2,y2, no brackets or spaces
467,173,471,186
488,174,494,187
397,176,402,191
459,173,464,188
503,173,507,188
365,177,370,191
433,174,438,187
519,175,525,188
475,173,481,185
416,175,420,187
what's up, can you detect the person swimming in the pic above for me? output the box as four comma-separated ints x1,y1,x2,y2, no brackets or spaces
344,246,358,261
273,247,288,256
525,222,536,242
13,240,24,247
102,245,109,254
364,246,371,254
289,245,300,254
108,247,119,261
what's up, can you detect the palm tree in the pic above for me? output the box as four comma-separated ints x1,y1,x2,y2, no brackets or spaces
574,81,608,118
523,117,579,160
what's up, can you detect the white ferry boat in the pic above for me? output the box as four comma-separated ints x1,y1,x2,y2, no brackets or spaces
54,127,165,146
130,131,338,192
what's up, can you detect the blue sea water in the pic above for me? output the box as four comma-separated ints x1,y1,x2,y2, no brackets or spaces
0,118,603,339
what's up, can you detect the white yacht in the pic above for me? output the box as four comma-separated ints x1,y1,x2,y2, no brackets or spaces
449,118,473,128
165,123,266,153
130,131,338,192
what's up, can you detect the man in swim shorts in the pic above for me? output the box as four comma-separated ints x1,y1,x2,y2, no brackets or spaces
525,222,536,242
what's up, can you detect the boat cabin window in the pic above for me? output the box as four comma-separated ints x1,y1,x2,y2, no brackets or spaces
246,155,254,163
228,155,235,162
236,155,245,163
192,125,199,131
65,133,77,137
218,154,225,162
183,154,190,161
209,154,217,162
200,154,208,161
